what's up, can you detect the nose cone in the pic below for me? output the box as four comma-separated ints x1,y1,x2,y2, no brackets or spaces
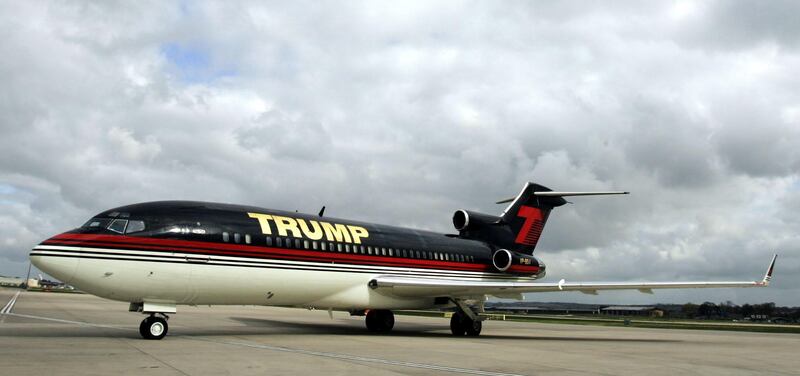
30,234,80,284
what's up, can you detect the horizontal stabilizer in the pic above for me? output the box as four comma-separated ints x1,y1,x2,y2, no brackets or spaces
496,190,628,204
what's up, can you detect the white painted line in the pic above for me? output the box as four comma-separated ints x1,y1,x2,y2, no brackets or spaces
1,291,21,315
5,311,525,376
4,312,134,331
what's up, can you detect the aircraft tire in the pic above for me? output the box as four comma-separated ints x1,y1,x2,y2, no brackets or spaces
450,312,467,336
450,311,481,336
465,319,482,336
140,316,168,340
365,309,394,332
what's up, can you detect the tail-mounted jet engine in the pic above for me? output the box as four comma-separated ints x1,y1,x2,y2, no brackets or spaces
452,210,500,231
492,249,546,276
453,209,545,277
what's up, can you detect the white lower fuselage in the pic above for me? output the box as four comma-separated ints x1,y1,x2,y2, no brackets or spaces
31,244,535,310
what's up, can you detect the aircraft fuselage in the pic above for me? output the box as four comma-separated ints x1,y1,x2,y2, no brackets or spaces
31,201,544,310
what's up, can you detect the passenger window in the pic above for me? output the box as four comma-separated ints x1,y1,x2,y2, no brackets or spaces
223,232,230,242
367,246,372,255
312,241,318,250
266,237,273,246
345,244,351,253
304,240,310,249
337,244,342,252
107,219,128,234
234,233,241,243
276,237,282,247
321,242,327,251
295,239,302,248
286,238,292,248
125,220,145,234
381,248,386,256
245,234,252,244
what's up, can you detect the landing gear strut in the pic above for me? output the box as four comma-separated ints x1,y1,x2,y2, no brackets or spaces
365,309,394,332
450,299,483,336
139,313,169,340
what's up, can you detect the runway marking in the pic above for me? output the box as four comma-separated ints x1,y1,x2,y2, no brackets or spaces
187,337,526,376
4,312,136,331
1,291,21,317
4,311,525,376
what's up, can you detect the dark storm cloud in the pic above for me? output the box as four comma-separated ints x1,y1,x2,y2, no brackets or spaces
0,1,797,304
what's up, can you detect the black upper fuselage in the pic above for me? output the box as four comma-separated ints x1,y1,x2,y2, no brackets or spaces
68,201,500,270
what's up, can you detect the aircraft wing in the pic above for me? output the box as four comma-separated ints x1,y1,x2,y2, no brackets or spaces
369,255,777,299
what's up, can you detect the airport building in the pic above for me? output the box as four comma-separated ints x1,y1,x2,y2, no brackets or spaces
0,276,25,287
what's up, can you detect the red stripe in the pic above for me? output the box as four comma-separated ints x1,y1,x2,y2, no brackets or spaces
46,233,515,273
47,233,541,276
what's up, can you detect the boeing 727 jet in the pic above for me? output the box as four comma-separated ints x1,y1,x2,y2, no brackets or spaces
30,182,776,339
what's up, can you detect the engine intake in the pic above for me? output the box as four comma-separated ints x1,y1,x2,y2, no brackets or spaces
492,249,513,271
452,210,501,231
490,249,546,277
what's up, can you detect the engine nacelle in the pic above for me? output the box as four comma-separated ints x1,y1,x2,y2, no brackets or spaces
452,210,501,231
492,249,546,277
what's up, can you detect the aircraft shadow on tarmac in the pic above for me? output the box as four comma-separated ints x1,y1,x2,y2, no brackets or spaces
224,316,683,343
0,315,680,343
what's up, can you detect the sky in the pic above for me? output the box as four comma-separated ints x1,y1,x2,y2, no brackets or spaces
1,1,798,306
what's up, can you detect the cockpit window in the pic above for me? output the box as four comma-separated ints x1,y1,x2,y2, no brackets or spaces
107,219,128,234
83,218,112,228
125,220,146,234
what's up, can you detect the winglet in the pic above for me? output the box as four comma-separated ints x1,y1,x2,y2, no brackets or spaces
762,254,777,285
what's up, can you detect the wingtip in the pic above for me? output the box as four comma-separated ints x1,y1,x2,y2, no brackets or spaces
762,254,777,285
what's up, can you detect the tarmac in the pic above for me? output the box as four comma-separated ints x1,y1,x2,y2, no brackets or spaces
1,287,798,375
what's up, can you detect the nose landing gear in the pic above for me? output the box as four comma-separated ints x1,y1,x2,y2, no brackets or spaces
139,313,169,340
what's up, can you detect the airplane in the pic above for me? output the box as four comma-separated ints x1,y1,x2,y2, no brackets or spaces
29,182,777,340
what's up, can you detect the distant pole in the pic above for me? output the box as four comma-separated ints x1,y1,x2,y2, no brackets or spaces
23,262,32,290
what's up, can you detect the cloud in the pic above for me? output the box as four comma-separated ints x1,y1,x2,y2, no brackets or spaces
0,1,798,305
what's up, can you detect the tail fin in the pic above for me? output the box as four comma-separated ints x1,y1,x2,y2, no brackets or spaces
496,182,628,254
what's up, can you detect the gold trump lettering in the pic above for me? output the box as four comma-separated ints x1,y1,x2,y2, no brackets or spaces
248,212,369,244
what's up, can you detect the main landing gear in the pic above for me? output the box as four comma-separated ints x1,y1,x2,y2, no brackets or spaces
450,311,482,336
365,309,395,332
139,313,169,340
450,299,483,336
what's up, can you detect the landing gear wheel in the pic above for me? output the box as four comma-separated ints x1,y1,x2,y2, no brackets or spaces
140,315,168,340
450,311,482,336
365,309,395,333
450,311,467,336
465,319,482,336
